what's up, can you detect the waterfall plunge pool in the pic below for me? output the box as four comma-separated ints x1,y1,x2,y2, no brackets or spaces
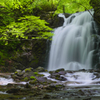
40,70,100,87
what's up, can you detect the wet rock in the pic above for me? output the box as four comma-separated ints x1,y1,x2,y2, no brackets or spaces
92,54,99,68
93,72,100,79
83,98,91,100
50,72,60,76
11,73,22,81
12,62,25,71
94,63,100,70
58,71,66,75
55,68,65,73
43,94,51,99
40,12,71,28
7,88,21,93
11,68,34,81
23,72,34,78
12,67,47,82
66,70,74,73
64,13,71,18
10,38,50,71
0,73,11,79
45,84,65,91
65,81,81,85
35,66,46,72
11,68,35,81
15,70,24,76
49,72,60,80
51,15,64,28
24,68,33,72
33,72,44,77
78,69,86,71
60,76,67,81
29,80,38,84
78,90,85,95
36,77,47,83
7,83,25,89
32,39,50,68
49,70,55,74
25,83,31,88
49,69,67,81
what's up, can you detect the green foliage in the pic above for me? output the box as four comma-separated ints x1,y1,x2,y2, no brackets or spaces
25,68,32,72
0,0,34,14
55,0,93,14
0,0,93,45
33,72,38,75
0,15,53,41
0,0,95,67
29,80,37,84
0,0,54,65
33,0,58,12
30,76,37,80
15,71,18,74
24,77,29,81
0,0,53,42
33,72,44,77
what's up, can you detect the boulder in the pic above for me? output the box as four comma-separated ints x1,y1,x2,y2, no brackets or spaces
15,70,24,76
7,88,21,93
35,66,46,72
49,69,67,81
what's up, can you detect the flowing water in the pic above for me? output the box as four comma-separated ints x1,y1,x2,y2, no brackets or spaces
0,10,99,100
41,70,100,86
48,10,97,71
46,10,100,88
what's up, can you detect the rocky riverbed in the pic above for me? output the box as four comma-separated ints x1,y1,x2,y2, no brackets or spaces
0,67,100,100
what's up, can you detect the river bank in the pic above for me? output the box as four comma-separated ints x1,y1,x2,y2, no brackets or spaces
0,67,100,100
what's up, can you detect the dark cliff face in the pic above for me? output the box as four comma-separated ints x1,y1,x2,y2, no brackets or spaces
90,0,100,24
89,0,100,69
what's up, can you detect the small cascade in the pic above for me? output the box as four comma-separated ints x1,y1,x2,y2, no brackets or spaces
48,10,97,71
40,71,100,86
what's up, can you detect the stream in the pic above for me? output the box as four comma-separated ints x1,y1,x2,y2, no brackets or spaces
0,10,100,99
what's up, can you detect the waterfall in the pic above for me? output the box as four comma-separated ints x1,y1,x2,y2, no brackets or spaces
48,10,97,71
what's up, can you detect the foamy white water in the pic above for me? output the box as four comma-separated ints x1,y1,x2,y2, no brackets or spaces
40,71,100,86
0,76,27,85
48,10,97,71
0,77,14,85
65,72,94,85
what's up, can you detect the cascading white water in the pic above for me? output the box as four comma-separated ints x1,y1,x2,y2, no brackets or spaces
48,10,97,71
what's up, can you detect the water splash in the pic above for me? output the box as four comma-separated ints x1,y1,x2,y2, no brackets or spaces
40,71,100,86
0,77,14,85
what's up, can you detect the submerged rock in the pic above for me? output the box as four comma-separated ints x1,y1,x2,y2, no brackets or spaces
49,69,67,81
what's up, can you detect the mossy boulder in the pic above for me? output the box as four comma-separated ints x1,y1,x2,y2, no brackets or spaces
11,67,46,82
35,66,46,72
49,69,67,81
24,68,33,72
15,70,24,76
